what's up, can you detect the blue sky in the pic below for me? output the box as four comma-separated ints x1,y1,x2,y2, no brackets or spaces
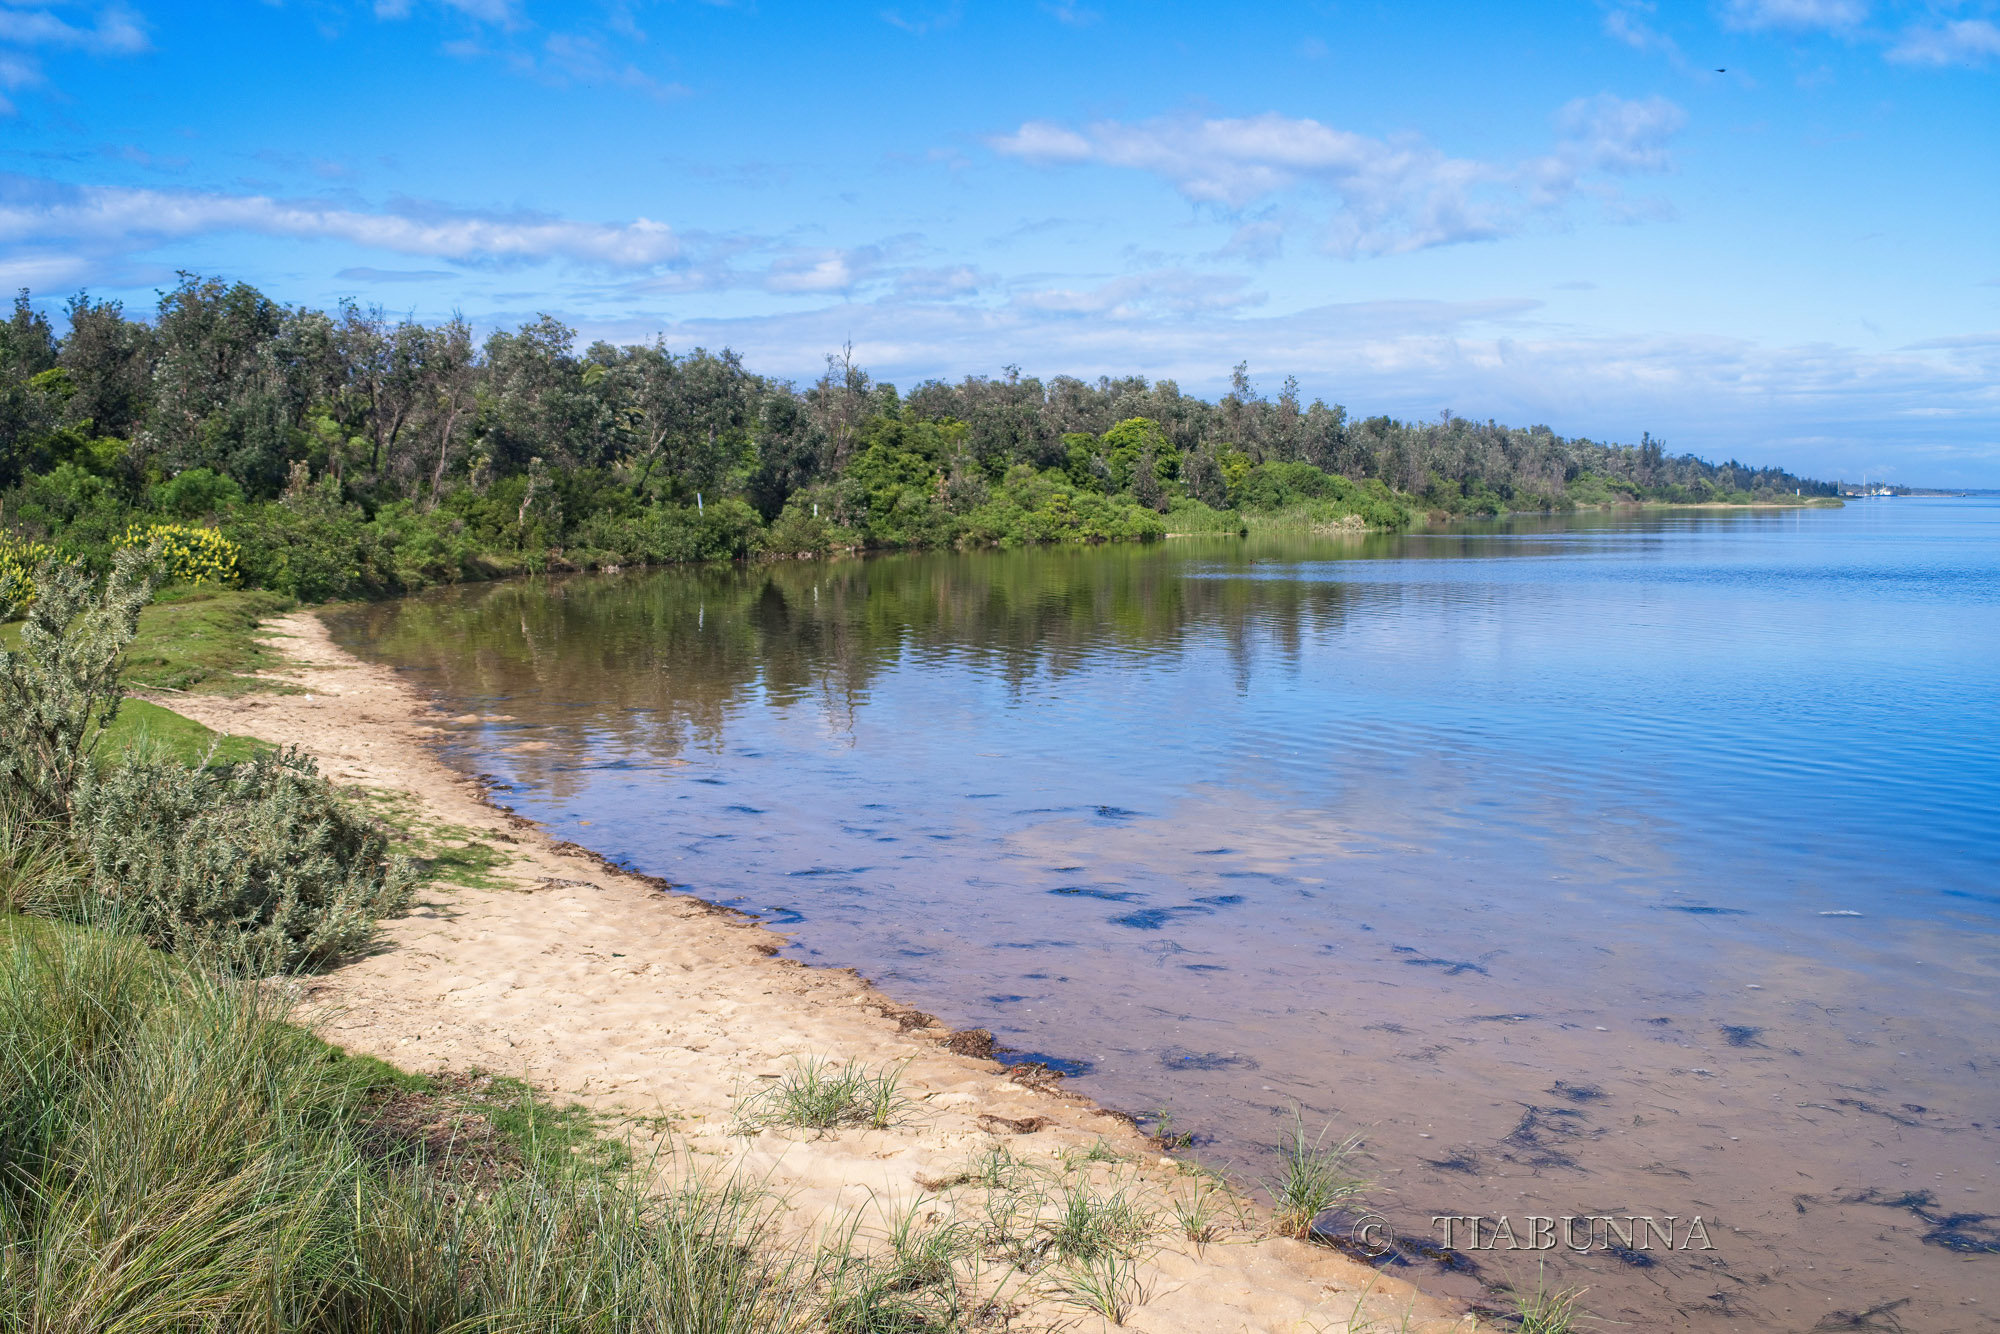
2,1,1996,484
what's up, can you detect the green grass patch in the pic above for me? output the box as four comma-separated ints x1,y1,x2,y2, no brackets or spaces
93,697,267,769
121,586,294,694
353,787,517,891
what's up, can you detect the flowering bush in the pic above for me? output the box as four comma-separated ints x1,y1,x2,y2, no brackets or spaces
0,537,57,608
116,522,241,588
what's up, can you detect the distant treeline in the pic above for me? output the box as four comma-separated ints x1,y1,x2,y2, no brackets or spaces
0,275,1835,602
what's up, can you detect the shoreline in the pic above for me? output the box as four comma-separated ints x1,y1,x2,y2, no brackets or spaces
142,607,1478,1334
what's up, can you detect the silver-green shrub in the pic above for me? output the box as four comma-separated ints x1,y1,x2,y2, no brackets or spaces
70,744,414,974
0,546,156,822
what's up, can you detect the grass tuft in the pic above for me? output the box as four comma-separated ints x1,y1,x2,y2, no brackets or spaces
739,1056,914,1134
1264,1110,1370,1239
1513,1264,1589,1333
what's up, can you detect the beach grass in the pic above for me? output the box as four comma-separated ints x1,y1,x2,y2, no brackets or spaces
1512,1265,1589,1333
739,1056,914,1134
1265,1111,1371,1239
0,912,813,1334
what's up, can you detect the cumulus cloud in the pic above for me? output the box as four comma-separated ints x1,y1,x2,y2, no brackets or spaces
989,97,1685,258
0,177,680,268
1888,18,2000,65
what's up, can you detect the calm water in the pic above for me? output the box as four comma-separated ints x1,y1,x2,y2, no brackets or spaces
329,500,2000,1331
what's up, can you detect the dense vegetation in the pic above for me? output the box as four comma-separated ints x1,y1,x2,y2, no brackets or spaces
2,278,1834,603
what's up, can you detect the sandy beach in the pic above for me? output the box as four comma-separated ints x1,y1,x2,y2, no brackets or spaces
145,608,1476,1334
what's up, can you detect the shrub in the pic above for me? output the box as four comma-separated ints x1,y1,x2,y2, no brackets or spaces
151,466,246,519
572,499,764,565
116,520,242,587
224,492,396,603
70,745,415,973
0,545,155,822
758,495,840,558
0,535,57,606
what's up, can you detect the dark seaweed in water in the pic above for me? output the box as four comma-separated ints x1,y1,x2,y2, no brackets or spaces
1548,1080,1608,1102
1660,904,1750,915
1110,905,1215,930
1604,1243,1657,1269
1846,1188,2000,1255
1391,945,1489,976
1719,1024,1765,1047
993,1049,1095,1078
1425,1148,1484,1174
1048,885,1141,902
1158,1046,1260,1072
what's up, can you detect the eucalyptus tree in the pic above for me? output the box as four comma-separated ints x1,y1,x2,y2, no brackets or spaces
479,315,611,473
597,340,759,498
417,316,478,504
142,275,301,495
335,300,431,483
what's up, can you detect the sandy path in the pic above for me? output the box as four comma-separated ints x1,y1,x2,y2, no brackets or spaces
146,610,1475,1334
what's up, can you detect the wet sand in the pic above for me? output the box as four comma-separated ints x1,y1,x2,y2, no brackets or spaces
145,609,1477,1334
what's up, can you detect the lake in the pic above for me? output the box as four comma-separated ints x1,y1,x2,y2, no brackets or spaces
327,498,2000,1331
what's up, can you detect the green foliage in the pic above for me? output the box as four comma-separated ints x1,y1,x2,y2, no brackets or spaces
152,466,245,518
70,744,415,973
0,919,810,1334
2,274,1836,606
224,482,397,602
0,545,156,821
572,497,764,566
1162,497,1246,535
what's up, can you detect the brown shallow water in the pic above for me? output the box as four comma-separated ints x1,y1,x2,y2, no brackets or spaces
328,505,2000,1331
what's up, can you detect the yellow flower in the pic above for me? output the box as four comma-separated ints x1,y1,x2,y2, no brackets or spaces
115,522,242,588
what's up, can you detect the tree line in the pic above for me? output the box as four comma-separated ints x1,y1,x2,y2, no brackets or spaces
0,275,1835,602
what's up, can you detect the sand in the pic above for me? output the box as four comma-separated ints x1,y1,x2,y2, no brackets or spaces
144,609,1477,1334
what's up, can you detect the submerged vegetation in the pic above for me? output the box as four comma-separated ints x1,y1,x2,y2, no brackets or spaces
0,279,1834,605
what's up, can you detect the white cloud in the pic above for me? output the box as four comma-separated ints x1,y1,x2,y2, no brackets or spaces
0,4,149,54
0,178,680,268
1720,0,1868,32
1887,18,2000,65
763,246,884,294
989,98,1685,258
1012,269,1264,319
0,3,149,113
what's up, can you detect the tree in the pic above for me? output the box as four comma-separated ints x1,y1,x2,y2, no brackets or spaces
600,341,757,498
479,315,610,473
419,316,478,504
59,292,155,443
